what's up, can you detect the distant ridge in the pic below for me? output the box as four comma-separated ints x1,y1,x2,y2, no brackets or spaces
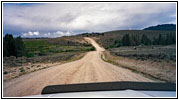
143,24,176,31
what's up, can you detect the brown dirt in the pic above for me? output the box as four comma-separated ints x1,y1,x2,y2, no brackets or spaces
3,37,154,97
3,62,61,81
102,51,176,83
3,52,87,81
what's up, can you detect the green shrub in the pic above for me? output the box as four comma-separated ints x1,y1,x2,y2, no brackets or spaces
19,67,25,73
3,71,8,74
89,47,96,51
65,49,73,52
26,52,34,58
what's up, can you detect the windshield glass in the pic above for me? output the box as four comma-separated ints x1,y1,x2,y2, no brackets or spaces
2,2,176,98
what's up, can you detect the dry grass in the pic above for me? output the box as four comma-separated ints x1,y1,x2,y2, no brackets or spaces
3,63,59,81
102,50,176,83
89,30,176,49
3,52,87,81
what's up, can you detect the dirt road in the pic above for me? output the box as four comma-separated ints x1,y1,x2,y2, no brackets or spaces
3,37,153,97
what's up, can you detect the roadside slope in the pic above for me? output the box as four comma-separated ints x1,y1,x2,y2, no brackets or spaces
3,37,154,97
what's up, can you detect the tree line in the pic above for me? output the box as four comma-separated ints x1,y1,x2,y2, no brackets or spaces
113,33,176,47
3,33,176,57
3,34,26,57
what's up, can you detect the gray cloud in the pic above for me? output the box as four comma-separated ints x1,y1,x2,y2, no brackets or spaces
3,3,176,37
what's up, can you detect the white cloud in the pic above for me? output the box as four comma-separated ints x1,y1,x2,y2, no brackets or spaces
21,31,70,37
22,31,39,37
54,31,65,35
3,3,176,37
44,32,51,36
53,31,71,37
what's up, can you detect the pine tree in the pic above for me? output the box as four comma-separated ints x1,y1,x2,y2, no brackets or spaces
153,37,158,45
141,34,151,45
136,34,140,45
4,34,16,57
122,34,131,46
114,40,121,47
15,36,26,57
3,34,26,57
158,34,164,45
3,39,8,57
130,34,139,46
165,34,172,45
171,33,176,44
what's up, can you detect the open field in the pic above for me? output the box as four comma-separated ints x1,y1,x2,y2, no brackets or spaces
108,45,176,61
24,39,94,57
102,50,176,83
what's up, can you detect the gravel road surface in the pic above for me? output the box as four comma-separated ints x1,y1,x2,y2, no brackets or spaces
3,37,153,97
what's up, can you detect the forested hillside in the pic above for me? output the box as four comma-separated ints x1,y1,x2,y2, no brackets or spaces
143,24,176,30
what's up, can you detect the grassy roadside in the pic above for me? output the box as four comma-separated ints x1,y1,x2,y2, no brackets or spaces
3,51,88,81
24,39,95,57
60,52,87,63
101,50,175,83
3,37,95,81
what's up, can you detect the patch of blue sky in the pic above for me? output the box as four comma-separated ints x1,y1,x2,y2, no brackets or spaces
3,3,43,6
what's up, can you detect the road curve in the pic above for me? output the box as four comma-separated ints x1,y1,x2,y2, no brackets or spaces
3,37,153,97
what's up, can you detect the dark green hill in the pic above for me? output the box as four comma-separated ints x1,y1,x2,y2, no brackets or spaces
143,24,176,31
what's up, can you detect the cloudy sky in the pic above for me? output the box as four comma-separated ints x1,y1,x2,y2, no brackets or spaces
3,2,176,37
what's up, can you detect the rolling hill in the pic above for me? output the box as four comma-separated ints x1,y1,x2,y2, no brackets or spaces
143,24,176,30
